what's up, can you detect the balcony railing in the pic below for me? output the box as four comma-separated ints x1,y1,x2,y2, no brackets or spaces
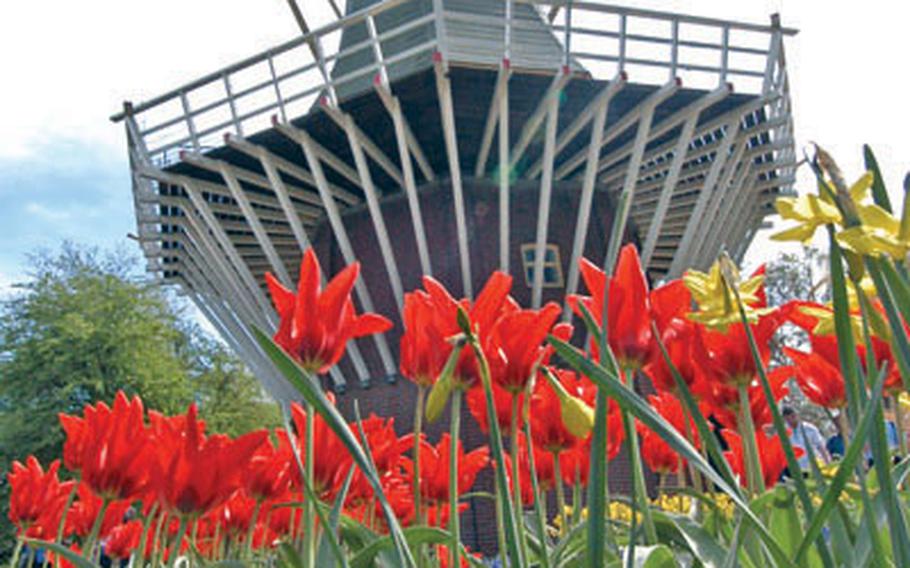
113,0,796,169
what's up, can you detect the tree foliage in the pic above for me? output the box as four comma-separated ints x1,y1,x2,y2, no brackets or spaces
764,246,833,430
0,243,280,556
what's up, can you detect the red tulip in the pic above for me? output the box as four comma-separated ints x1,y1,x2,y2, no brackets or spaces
500,431,556,505
403,434,489,505
217,490,258,538
78,391,152,502
244,438,294,503
777,347,847,409
266,249,392,374
637,393,699,475
784,300,904,395
286,399,354,502
7,456,74,539
65,483,131,540
104,520,143,560
153,404,267,517
58,412,87,473
400,290,451,387
487,302,572,394
345,414,406,507
723,430,802,489
699,316,780,388
465,381,522,436
643,279,716,393
417,272,514,387
568,245,653,368
695,371,790,431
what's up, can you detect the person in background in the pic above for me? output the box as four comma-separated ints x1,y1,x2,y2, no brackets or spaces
783,405,831,469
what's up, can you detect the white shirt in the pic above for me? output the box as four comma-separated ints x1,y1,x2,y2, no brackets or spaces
789,421,827,469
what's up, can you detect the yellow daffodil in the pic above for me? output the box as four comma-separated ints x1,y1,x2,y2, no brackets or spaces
771,172,873,243
684,256,773,331
796,274,889,342
837,200,910,259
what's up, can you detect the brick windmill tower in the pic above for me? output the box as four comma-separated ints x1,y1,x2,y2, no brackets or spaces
113,0,795,550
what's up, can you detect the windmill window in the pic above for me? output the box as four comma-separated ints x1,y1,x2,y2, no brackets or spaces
520,244,564,288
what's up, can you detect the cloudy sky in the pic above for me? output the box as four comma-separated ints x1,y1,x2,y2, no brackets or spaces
0,0,907,293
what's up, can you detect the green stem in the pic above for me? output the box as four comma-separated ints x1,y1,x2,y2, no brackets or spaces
509,393,530,566
494,481,508,564
168,516,190,568
587,388,612,566
468,338,523,567
680,407,703,496
137,503,158,566
896,396,908,458
413,386,427,568
8,539,23,568
150,511,169,568
245,500,262,558
305,405,316,568
413,385,426,525
82,496,110,560
553,451,568,536
211,520,222,562
620,369,657,544
737,382,765,495
522,414,551,568
448,389,463,568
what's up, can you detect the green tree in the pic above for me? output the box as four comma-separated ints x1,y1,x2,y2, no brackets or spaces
0,243,280,557
0,244,193,468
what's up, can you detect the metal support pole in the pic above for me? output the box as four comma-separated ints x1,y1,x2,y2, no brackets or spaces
434,54,473,297
498,62,511,273
474,62,511,178
340,112,406,315
603,92,661,268
376,90,434,276
218,165,293,285
562,78,615,320
667,115,740,277
531,94,560,308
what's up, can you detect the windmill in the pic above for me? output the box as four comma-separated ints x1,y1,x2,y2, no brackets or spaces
112,2,796,547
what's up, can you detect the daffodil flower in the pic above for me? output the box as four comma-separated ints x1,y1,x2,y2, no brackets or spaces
771,172,873,243
684,258,773,331
837,199,910,259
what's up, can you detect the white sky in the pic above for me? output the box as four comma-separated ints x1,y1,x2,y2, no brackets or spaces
0,0,908,271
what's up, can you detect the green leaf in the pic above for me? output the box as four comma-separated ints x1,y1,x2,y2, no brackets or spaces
636,544,676,568
864,144,893,213
317,466,355,568
278,542,305,568
549,336,797,568
794,364,888,561
349,527,450,568
653,512,726,568
24,540,95,568
253,326,415,568
768,487,801,559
